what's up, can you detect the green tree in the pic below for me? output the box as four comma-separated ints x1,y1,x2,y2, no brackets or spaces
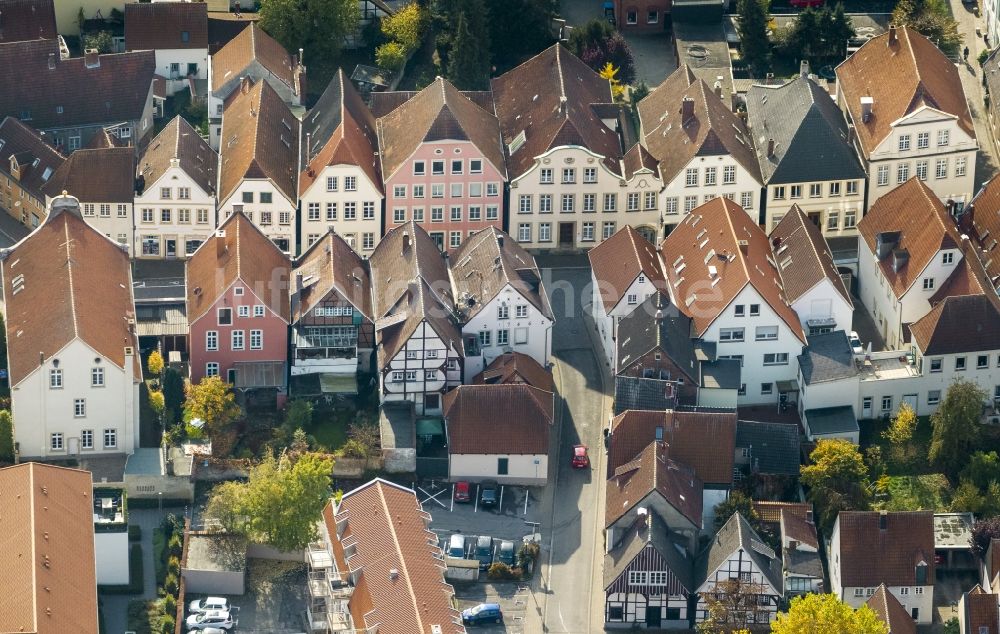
737,0,771,75
82,30,115,54
0,410,13,463
447,1,491,90
376,41,407,72
486,0,557,72
883,402,917,467
951,479,986,514
801,439,870,531
944,617,961,634
205,452,333,552
892,0,961,53
929,378,985,477
713,491,758,532
259,0,360,62
566,19,615,58
147,350,164,377
818,4,855,60
162,368,185,425
183,376,242,436
284,400,313,431
961,451,1000,489
381,2,427,53
772,593,888,634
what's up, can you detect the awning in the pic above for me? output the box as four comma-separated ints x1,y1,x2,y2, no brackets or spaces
776,380,799,393
233,361,286,389
416,417,444,437
136,306,188,336
319,373,358,394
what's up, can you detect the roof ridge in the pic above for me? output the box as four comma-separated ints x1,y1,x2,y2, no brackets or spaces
556,45,567,115
375,481,425,633
62,215,80,340
234,211,242,279
28,462,37,630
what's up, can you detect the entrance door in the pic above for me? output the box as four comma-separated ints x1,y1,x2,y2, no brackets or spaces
558,222,574,247
645,606,662,627
165,239,177,258
68,437,79,455
227,368,237,384
903,394,918,411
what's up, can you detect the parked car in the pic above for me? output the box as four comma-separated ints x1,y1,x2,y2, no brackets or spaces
188,597,229,615
454,481,471,503
185,610,234,630
571,444,589,468
188,629,228,634
448,533,467,558
849,331,863,355
462,602,503,625
475,535,494,570
497,540,516,567
480,480,498,507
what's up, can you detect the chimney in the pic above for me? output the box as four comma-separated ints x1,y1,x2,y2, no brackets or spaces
738,239,749,256
305,132,311,161
847,123,856,146
84,48,99,69
765,72,774,85
714,77,723,98
240,75,251,94
800,60,810,78
655,309,663,323
888,24,897,45
879,510,888,530
559,95,568,116
731,92,739,113
860,96,874,123
680,97,695,122
47,52,55,70
766,138,775,158
295,272,304,293
169,157,180,169
389,568,399,580
497,234,504,249
299,47,304,65
216,229,227,258
402,231,411,252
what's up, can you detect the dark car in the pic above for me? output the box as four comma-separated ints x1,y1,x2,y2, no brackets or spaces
475,535,493,570
462,603,503,625
497,540,515,567
480,480,498,507
454,481,471,503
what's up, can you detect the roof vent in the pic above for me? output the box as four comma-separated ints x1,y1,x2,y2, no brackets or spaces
389,568,399,580
860,96,874,124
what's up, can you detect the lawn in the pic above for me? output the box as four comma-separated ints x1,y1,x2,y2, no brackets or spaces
859,415,937,475
876,474,953,512
303,405,351,453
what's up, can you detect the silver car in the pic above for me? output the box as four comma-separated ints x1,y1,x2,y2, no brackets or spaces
185,610,234,631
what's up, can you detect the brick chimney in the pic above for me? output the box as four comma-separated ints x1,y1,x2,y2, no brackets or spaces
767,138,775,158
887,25,897,46
800,59,810,78
680,97,695,123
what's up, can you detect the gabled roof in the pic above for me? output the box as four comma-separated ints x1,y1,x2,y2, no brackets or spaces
0,115,64,198
376,76,505,181
964,586,1000,634
735,420,800,476
835,511,935,587
662,197,805,341
207,13,259,55
622,142,658,180
589,224,666,313
604,512,694,593
291,230,372,324
41,146,134,203
836,26,975,155
857,177,962,298
210,22,298,93
605,440,704,530
616,293,699,379
638,65,761,185
2,195,140,386
614,375,680,415
491,44,622,178
910,290,1000,355
329,479,465,634
219,78,299,204
300,69,381,195
966,174,1000,289
442,384,553,455
125,1,208,51
186,210,291,323
697,512,782,592
471,351,553,392
375,277,463,370
609,409,737,485
0,0,56,43
0,40,155,132
138,115,218,196
770,205,853,306
370,90,495,118
369,221,453,320
0,463,98,634
753,500,813,525
449,226,551,320
868,584,917,634
745,75,864,184
779,507,818,550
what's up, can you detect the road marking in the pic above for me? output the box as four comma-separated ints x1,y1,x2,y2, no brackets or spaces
498,484,505,511
474,484,480,513
450,483,454,512
417,486,447,509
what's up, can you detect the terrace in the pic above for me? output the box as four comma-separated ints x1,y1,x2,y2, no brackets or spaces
93,487,127,532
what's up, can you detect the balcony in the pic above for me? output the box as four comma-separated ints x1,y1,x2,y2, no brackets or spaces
307,542,333,569
293,329,359,375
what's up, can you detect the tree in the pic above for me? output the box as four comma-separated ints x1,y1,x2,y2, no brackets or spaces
183,376,242,436
970,516,1000,558
713,491,757,532
147,350,164,377
883,402,917,467
284,400,313,431
929,378,984,477
737,0,771,75
259,0,360,62
82,30,115,54
801,439,870,531
698,578,768,632
892,0,961,53
772,593,888,634
961,451,1000,489
446,1,491,90
579,32,637,85
375,41,407,72
599,62,625,99
486,0,557,72
205,451,334,551
0,410,13,463
346,423,380,458
149,390,165,417
567,19,615,58
162,368,185,425
381,2,427,53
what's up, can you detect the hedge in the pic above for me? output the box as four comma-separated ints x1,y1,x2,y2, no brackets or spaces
98,543,144,594
128,524,142,541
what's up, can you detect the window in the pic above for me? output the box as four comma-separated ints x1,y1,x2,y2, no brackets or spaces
561,194,574,213
479,330,492,346
344,203,356,220
342,176,356,192
928,390,941,405
845,210,857,228
103,428,117,449
755,325,778,341
231,330,245,350
469,183,482,198
81,429,93,450
198,208,209,224
431,207,443,222
279,211,291,225
935,158,949,179
723,165,736,184
178,208,191,223
827,212,840,230
450,206,462,222
761,382,773,395
957,156,968,176
218,308,232,325
603,221,616,239
582,222,595,241
160,187,172,199
487,183,499,197
449,231,461,248
91,367,104,387
626,8,637,23
644,191,657,210
720,328,745,342
628,571,647,585
734,305,745,317
451,159,463,174
584,167,597,183
790,185,802,199
497,329,509,345
519,195,532,214
469,206,481,221
51,433,63,450
897,162,909,183
413,161,425,176
539,168,553,184
763,352,789,365
916,160,928,181
900,587,909,596
393,208,406,223
518,223,531,242
582,194,596,212
665,197,678,215
626,192,639,211
99,204,110,217
74,398,86,418
917,132,930,149
178,187,190,200
431,160,445,176
205,330,219,351
539,223,551,242
809,183,822,198
254,305,265,317
956,357,967,371
514,304,529,319
847,180,859,195
250,330,263,350
978,354,990,369
740,191,753,209
647,9,658,22
829,182,841,196
684,196,697,213
915,587,924,596
603,193,617,212
470,159,482,173
930,358,942,373
450,183,462,197
206,362,219,377
877,165,890,186
899,134,911,151
141,208,154,223
685,168,698,187
922,277,935,290
738,383,747,396
49,369,62,388
498,304,510,320
749,304,759,316
938,129,950,146
882,396,893,412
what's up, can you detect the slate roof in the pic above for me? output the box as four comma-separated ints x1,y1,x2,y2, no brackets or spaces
835,511,935,587
770,205,853,306
697,513,783,593
604,512,695,592
804,406,858,436
605,440,704,530
376,76,505,181
614,375,680,415
857,177,961,298
138,115,218,196
608,409,737,485
41,146,134,203
616,293,699,379
2,195,141,386
210,22,298,93
300,68,381,196
588,224,666,313
745,75,864,184
735,420,800,476
0,115,64,199
868,584,918,634
218,78,299,204
491,44,622,178
797,330,858,385
125,1,208,51
638,64,761,185
442,384,553,455
472,351,553,392
963,586,999,634
967,173,1000,288
661,197,805,341
291,229,372,324
784,547,824,580
0,0,56,43
0,40,155,131
836,26,975,156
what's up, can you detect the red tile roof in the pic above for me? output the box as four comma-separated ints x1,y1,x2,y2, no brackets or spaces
0,0,56,43
753,500,812,525
867,584,917,634
0,115,64,199
780,507,818,549
770,205,852,306
605,440,703,529
291,229,372,323
138,115,218,197
589,224,666,313
442,384,553,454
966,174,1000,288
125,1,208,51
471,351,554,392
41,146,135,203
210,22,298,93
835,511,935,587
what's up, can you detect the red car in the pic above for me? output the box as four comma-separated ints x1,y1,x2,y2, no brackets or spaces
571,445,590,469
454,481,471,503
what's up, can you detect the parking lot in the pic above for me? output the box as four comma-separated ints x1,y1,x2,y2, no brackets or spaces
418,480,542,543
454,582,532,633
184,560,308,634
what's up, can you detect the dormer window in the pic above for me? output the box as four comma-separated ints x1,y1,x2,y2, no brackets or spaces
915,561,927,584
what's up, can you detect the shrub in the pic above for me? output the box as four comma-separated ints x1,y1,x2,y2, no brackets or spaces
128,524,142,541
161,593,176,616
517,542,540,570
376,41,406,72
167,555,180,577
168,533,183,559
147,350,164,377
487,562,519,580
159,614,175,634
163,573,178,595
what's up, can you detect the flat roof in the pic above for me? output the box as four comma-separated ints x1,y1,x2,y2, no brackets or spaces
804,406,859,435
934,513,974,549
380,402,415,449
700,358,741,390
797,331,858,385
124,448,163,476
185,534,247,573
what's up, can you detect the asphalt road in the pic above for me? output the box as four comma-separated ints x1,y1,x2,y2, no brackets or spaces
532,262,610,634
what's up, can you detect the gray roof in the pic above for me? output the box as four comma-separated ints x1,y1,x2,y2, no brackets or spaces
784,548,824,579
735,420,801,475
697,512,783,592
617,293,699,380
614,376,678,415
604,512,695,591
700,358,741,390
746,76,865,185
379,402,415,450
804,406,859,436
797,330,858,385
185,534,247,573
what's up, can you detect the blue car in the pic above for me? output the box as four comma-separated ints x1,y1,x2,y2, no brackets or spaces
462,603,503,625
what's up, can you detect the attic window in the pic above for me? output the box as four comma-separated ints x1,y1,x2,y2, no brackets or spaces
55,106,63,114
508,130,526,155
41,167,52,181
673,276,685,288
675,262,686,275
181,31,190,43
776,244,788,256
672,255,683,268
684,295,696,307
703,249,716,264
282,119,292,132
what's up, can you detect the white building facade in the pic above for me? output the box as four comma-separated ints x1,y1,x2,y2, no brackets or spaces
136,159,217,259
460,284,553,382
219,180,297,255
300,164,382,254
380,321,462,415
661,155,761,232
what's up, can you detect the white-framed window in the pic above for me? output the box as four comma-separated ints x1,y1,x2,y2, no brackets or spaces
720,328,744,342
685,168,698,187
393,208,406,223
253,305,265,317
49,369,63,388
561,167,575,184
740,191,753,209
518,195,532,214
583,167,597,183
683,196,697,213
603,221,616,239
103,428,117,449
723,165,736,184
935,158,948,179
231,330,245,350
539,168,553,184
937,129,950,146
92,367,104,387
644,191,657,209
930,358,943,372
141,208,154,223
343,203,356,220
479,330,492,346
51,433,64,451
827,212,839,230
956,356,967,371
854,588,865,597
412,161,425,176
344,176,357,191
237,305,249,318
763,352,789,365
761,382,773,395
897,162,910,183
626,8,637,23
206,330,218,351
845,210,857,228
497,329,509,345
791,185,802,198
626,192,639,211
561,194,574,213
923,277,935,290
881,396,893,412
846,180,858,195
603,193,617,212
487,182,499,197
900,587,909,596
877,165,889,186
829,182,841,196
518,223,531,242
755,325,778,341
160,187,172,199
450,231,462,248
515,304,528,319
250,330,262,350
703,166,717,186
81,429,93,449
957,156,968,176
450,183,463,197
898,134,911,151
582,194,596,212
307,202,320,221
582,222,595,241
665,197,678,215
628,571,647,585
74,398,86,418
470,159,482,173
749,304,760,316
450,206,462,221
206,362,219,377
916,160,928,181
917,132,929,149
809,183,822,197
413,184,425,198
451,159,463,174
